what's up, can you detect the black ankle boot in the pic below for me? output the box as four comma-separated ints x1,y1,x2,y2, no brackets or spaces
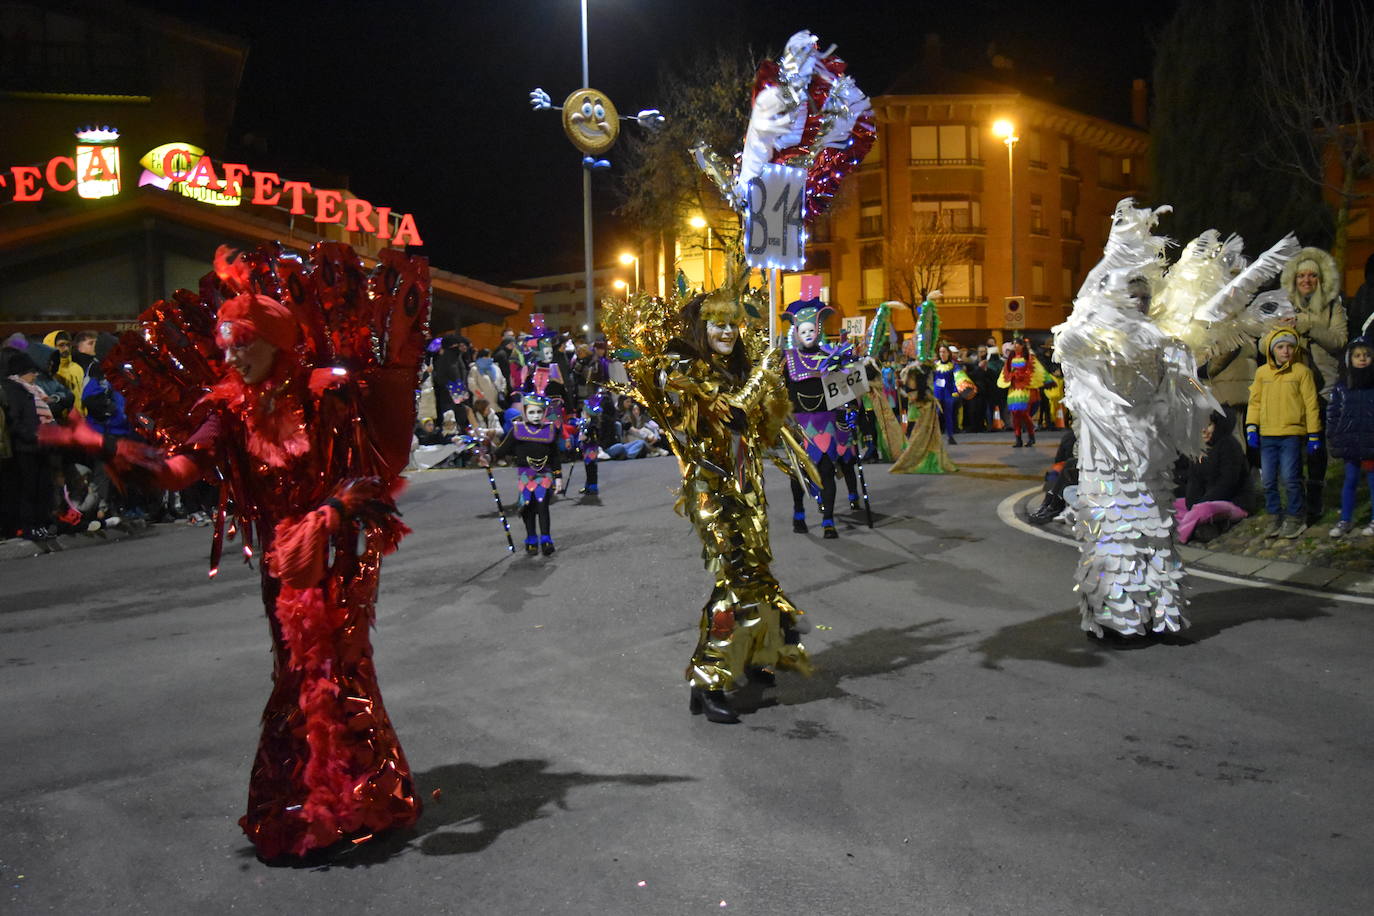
1027,435,1036,446
747,666,777,687
822,523,839,539
792,514,808,534
1013,436,1024,448
540,536,556,556
689,687,740,723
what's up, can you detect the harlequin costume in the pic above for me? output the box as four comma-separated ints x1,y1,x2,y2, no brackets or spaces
997,341,1050,446
577,389,608,495
496,388,562,555
602,271,814,724
782,298,860,538
41,242,427,860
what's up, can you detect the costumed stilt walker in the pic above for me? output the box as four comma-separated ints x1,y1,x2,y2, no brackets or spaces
1055,198,1298,646
41,242,429,859
782,298,860,538
604,273,815,723
492,385,562,556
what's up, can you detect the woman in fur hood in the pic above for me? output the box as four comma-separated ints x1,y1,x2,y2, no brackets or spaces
1280,245,1346,522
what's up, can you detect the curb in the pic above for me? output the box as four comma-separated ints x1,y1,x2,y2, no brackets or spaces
0,523,160,562
999,485,1374,606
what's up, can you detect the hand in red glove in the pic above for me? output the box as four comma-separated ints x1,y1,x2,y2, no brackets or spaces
37,414,105,453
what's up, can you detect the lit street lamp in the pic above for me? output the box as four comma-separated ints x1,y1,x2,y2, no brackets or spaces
612,278,627,297
992,119,1019,300
618,252,640,292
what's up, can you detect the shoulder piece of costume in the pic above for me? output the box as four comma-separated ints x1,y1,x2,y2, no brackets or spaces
513,420,556,443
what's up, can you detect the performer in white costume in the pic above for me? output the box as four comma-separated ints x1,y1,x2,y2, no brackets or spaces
1054,198,1298,645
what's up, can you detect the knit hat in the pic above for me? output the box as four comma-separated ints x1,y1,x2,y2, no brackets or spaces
215,293,300,350
1269,330,1298,356
6,351,38,376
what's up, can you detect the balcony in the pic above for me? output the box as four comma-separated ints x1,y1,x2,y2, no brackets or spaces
1029,227,1051,238
858,298,887,310
909,158,985,168
1029,159,1049,171
858,217,885,238
1059,167,1081,180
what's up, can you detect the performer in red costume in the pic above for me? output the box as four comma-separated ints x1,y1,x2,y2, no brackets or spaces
42,242,428,861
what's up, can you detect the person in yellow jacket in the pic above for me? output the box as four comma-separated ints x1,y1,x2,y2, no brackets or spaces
1247,328,1321,538
42,330,85,417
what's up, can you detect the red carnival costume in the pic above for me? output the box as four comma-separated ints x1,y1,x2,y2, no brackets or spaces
43,242,430,860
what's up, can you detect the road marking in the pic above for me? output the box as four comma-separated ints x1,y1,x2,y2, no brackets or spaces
997,486,1374,606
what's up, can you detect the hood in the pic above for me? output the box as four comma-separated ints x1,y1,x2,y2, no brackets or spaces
42,330,69,348
1210,409,1236,437
1259,326,1305,369
1346,337,1374,390
27,341,58,374
1280,246,1340,306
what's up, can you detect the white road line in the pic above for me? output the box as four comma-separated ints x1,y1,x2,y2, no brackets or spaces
997,486,1374,607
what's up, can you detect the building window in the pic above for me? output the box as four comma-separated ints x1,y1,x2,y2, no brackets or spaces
1032,263,1046,297
858,174,882,237
910,124,982,165
1098,154,1129,189
861,243,884,305
1030,195,1046,234
1027,130,1046,169
912,197,982,232
942,263,985,301
1060,208,1076,237
809,214,832,244
1063,267,1076,299
1059,137,1077,176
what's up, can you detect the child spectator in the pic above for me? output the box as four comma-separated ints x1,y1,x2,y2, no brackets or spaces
1174,412,1255,543
1324,338,1374,537
1247,328,1322,538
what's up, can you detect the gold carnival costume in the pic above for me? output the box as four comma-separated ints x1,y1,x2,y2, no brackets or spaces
603,275,813,722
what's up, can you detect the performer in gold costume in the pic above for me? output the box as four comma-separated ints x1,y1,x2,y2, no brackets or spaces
603,274,813,724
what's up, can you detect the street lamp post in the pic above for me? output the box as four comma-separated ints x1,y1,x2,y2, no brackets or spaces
618,252,640,292
993,119,1019,301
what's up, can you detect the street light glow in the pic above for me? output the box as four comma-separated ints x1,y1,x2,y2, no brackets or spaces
618,252,637,265
612,278,627,289
992,119,1016,140
688,215,707,229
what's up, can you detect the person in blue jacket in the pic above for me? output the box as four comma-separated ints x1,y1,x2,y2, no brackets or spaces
1325,338,1374,537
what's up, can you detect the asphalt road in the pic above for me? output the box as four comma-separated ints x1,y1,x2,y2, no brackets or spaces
2,433,1371,915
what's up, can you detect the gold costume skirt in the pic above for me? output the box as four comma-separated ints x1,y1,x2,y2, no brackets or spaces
680,469,812,690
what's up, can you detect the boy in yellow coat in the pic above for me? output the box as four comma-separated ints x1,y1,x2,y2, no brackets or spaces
1247,328,1321,538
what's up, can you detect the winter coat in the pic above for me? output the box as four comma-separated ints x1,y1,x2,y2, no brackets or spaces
1326,383,1374,460
1280,247,1346,397
1184,413,1255,512
1203,339,1258,408
1,377,40,453
1346,252,1374,342
1247,327,1321,436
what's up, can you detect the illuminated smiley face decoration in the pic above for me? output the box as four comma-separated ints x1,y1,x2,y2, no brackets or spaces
562,88,619,155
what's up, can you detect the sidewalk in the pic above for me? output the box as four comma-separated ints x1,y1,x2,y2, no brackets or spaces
1004,485,1374,603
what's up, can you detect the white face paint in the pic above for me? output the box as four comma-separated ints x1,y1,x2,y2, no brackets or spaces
795,321,819,348
706,320,738,355
523,401,546,425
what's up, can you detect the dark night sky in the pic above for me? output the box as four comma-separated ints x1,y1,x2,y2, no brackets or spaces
139,0,1178,284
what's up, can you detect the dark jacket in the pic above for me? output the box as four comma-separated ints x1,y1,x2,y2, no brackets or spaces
1326,342,1374,461
1184,412,1255,511
1,377,39,453
1346,253,1374,343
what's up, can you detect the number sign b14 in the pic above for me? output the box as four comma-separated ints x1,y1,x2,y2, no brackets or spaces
743,163,806,271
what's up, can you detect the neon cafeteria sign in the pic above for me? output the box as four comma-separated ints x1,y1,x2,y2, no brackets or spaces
1,129,423,247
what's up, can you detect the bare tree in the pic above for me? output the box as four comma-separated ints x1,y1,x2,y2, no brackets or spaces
614,46,756,259
884,221,973,324
1255,0,1374,269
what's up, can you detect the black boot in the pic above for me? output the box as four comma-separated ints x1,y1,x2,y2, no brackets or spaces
540,535,556,556
849,497,860,513
1027,434,1036,446
822,521,839,539
1027,493,1066,525
947,435,957,445
747,666,777,687
792,512,808,534
689,687,740,723
1013,436,1023,448
524,536,539,555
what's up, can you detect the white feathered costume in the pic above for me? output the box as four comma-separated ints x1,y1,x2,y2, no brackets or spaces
1054,199,1299,636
